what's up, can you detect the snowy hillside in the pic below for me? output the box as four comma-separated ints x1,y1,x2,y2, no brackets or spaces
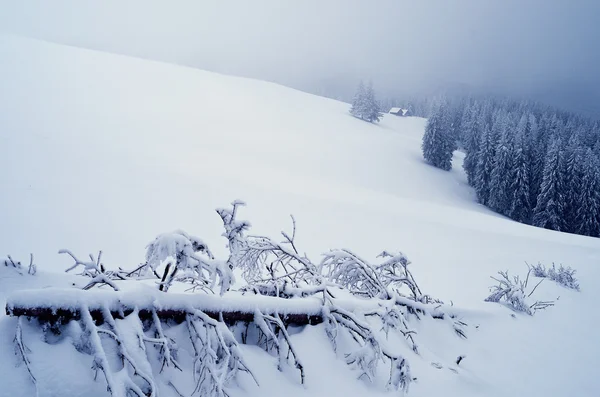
1,35,599,397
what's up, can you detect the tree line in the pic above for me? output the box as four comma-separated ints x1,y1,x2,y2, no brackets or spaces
422,96,600,237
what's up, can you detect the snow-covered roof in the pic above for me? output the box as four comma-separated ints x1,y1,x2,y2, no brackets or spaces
389,107,408,115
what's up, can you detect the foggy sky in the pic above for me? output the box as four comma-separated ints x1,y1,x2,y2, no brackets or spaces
1,0,599,116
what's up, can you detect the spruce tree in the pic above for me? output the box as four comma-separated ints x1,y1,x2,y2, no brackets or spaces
488,112,515,215
575,149,600,237
350,81,367,120
562,132,585,232
448,101,464,149
594,139,600,159
532,138,567,231
421,99,454,171
526,113,540,206
508,115,532,223
364,81,383,123
586,121,600,147
474,113,500,205
530,114,554,201
461,103,481,185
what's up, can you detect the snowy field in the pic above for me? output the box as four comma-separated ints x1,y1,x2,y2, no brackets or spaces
1,35,599,397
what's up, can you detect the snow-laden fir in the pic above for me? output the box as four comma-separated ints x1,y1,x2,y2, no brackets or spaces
1,35,600,397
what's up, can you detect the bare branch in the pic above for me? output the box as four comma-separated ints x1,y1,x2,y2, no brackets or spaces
14,317,36,384
527,278,545,298
28,253,36,275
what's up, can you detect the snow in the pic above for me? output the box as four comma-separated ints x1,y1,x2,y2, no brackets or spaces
1,34,600,397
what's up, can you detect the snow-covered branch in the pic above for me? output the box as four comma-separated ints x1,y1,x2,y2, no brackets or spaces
321,249,389,299
485,269,554,315
60,249,104,276
234,213,319,292
145,230,233,294
322,291,413,392
528,262,580,291
254,310,305,384
14,317,36,385
186,309,257,396
320,249,425,301
3,254,36,275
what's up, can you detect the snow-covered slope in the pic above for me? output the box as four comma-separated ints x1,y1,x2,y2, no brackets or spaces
1,35,599,397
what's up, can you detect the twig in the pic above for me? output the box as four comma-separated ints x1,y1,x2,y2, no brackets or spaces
28,254,36,275
528,278,545,298
167,381,185,397
14,317,36,384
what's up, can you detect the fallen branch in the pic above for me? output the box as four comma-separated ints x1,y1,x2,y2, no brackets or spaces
14,317,36,384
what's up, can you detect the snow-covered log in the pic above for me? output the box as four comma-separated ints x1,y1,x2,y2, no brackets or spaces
7,200,471,396
8,290,269,396
6,288,324,327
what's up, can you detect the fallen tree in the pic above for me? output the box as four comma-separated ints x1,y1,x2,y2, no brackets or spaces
6,288,324,326
6,200,468,396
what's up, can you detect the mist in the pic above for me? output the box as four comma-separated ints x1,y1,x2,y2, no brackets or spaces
1,0,599,116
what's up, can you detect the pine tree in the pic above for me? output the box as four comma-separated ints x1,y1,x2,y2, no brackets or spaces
421,99,454,171
448,101,464,149
461,102,481,185
562,132,585,232
507,114,532,223
533,138,567,231
474,112,500,205
488,112,515,215
364,81,383,123
526,113,540,206
530,114,554,202
575,149,600,237
350,81,367,120
585,121,600,147
594,139,600,159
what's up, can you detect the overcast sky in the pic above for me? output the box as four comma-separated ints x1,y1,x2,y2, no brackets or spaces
1,0,599,115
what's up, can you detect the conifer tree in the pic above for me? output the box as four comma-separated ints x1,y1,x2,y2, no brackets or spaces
526,113,540,205
421,99,454,170
594,139,600,159
461,103,481,185
530,114,554,201
350,81,367,120
585,122,600,147
474,112,500,205
575,149,600,237
508,114,532,223
533,138,567,231
364,81,383,123
488,112,515,215
562,132,585,232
